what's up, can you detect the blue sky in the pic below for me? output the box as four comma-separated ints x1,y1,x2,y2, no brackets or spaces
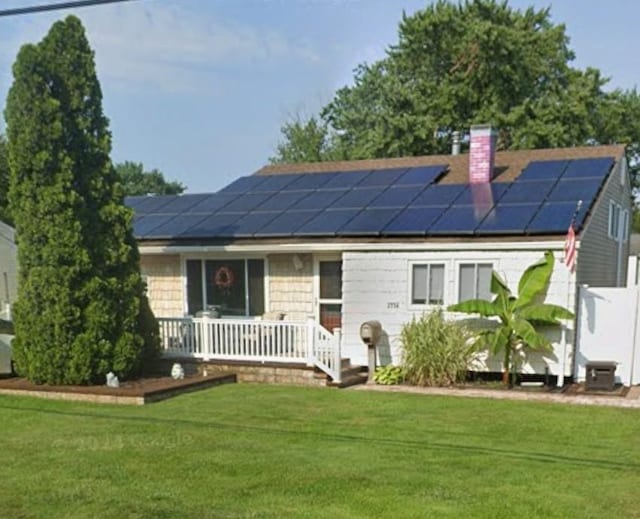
1,0,638,193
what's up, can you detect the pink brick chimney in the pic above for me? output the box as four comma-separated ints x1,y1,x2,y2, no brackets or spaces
469,124,497,183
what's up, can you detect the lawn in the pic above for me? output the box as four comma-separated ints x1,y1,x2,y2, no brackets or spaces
1,385,639,518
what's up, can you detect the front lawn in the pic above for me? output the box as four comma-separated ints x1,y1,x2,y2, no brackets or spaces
1,385,639,518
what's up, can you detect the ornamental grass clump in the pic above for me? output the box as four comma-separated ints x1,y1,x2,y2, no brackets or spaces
401,309,474,386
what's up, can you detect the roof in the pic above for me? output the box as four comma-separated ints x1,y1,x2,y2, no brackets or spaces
127,145,626,244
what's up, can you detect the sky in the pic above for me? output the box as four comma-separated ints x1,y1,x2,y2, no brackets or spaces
0,0,639,194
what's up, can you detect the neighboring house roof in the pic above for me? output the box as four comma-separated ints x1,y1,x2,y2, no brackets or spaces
127,145,626,244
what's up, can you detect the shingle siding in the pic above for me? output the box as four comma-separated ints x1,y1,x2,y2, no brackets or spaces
577,158,632,287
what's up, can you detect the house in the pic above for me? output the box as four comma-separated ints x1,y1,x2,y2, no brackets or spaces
128,126,631,384
0,220,17,321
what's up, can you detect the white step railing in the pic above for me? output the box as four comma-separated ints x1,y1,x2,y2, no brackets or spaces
157,317,342,383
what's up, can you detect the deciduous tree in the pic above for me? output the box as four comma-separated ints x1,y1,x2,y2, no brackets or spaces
115,161,185,196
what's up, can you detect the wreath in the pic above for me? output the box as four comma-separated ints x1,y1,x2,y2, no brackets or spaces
214,266,235,289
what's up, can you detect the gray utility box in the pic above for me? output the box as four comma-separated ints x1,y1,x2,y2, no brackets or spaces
585,361,617,391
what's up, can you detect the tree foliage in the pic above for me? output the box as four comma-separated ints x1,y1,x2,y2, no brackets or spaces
115,161,185,196
4,16,159,385
271,0,640,185
447,251,574,386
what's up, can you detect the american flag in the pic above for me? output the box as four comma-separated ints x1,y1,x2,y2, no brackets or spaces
564,223,576,273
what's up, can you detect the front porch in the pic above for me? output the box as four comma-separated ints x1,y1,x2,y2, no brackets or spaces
157,316,349,384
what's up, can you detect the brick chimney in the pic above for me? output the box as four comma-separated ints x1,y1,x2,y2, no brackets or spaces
469,124,496,183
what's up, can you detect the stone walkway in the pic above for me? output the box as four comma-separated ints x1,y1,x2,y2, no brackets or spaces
350,383,640,409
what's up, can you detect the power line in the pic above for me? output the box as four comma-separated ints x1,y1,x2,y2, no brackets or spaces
0,0,140,17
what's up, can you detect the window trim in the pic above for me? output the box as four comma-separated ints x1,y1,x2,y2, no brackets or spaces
408,261,446,307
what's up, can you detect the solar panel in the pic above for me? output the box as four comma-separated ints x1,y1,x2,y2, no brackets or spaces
395,165,447,186
185,193,238,214
154,193,211,214
130,195,177,214
499,180,556,204
561,157,614,179
133,214,177,237
546,178,602,203
224,212,280,237
357,168,408,187
254,210,321,236
290,189,345,211
517,160,569,182
218,175,267,195
146,213,210,238
124,196,147,211
222,193,273,212
428,205,489,235
320,170,370,189
337,208,402,236
475,203,541,234
454,183,509,205
180,212,241,238
295,209,361,236
382,207,445,235
409,184,465,207
368,186,424,208
253,191,309,212
329,187,386,210
251,174,302,193
526,202,589,234
284,172,337,190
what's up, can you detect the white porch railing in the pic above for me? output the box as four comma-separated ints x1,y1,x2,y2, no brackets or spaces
157,317,342,383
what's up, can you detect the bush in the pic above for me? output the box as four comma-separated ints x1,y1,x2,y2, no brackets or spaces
401,309,474,386
373,365,403,385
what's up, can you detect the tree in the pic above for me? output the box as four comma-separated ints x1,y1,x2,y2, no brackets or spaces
4,16,159,385
447,251,574,386
270,115,339,164
272,0,640,182
115,161,185,196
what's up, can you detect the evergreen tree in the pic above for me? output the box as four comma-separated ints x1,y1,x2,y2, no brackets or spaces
0,135,9,223
4,16,159,384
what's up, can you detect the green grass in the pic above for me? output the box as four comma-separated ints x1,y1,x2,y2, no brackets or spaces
1,385,639,518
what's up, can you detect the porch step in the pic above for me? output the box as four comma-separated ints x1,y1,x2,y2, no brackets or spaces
327,364,368,388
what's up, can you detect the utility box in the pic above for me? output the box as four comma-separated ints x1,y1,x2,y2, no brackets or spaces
360,320,382,383
585,361,617,391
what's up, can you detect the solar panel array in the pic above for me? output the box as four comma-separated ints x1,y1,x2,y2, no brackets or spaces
127,157,615,239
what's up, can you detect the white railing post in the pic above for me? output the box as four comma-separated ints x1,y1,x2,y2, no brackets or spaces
306,317,315,366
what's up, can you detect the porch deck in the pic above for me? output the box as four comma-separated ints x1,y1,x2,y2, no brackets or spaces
157,317,344,383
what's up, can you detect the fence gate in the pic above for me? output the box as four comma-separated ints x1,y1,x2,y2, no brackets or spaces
576,285,640,385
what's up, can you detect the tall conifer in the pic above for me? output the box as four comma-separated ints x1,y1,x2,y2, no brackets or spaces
4,16,158,384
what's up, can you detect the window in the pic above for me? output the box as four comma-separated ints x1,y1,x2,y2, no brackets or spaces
186,259,265,316
458,263,492,301
621,209,629,242
411,264,445,305
609,202,620,239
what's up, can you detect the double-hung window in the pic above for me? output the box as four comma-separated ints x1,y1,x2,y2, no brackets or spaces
458,263,492,302
411,263,445,305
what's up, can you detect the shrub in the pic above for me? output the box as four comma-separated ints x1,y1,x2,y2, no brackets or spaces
373,365,403,385
401,309,474,386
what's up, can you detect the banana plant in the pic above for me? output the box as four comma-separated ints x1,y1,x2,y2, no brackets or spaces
447,251,574,386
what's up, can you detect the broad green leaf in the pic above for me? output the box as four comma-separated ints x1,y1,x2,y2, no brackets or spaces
488,326,511,356
518,303,574,323
447,299,500,317
514,251,554,310
512,319,552,351
490,270,510,296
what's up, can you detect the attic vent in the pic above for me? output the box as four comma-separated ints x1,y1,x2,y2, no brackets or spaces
469,124,496,183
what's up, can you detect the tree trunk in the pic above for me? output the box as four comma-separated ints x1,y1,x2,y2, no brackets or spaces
502,347,511,386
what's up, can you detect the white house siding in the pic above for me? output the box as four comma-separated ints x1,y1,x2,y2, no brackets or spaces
140,254,183,318
577,157,631,288
0,221,17,315
267,253,313,321
341,247,575,376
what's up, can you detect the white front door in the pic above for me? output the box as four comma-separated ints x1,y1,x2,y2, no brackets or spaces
314,257,342,332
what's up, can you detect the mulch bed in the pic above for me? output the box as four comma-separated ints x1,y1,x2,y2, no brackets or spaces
563,383,629,398
0,372,236,404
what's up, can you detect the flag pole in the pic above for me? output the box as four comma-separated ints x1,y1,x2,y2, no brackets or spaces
559,199,582,388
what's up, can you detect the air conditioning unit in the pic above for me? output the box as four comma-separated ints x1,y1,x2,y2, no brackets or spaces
585,361,617,391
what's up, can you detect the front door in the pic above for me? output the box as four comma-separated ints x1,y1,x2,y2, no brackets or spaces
315,258,342,332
